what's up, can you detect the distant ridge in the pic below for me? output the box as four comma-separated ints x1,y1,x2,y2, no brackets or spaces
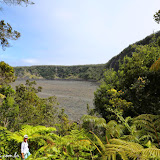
14,31,160,81
105,31,160,71
14,64,105,81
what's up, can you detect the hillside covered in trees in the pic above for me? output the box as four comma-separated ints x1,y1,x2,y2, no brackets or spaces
14,64,105,81
105,31,160,70
14,31,160,81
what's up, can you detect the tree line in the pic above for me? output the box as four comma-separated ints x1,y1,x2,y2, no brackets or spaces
14,31,160,82
14,64,105,81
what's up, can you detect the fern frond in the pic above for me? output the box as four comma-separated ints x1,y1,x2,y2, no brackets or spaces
7,125,56,143
89,131,106,154
81,115,107,128
120,135,139,142
141,148,160,159
109,139,144,150
133,114,160,144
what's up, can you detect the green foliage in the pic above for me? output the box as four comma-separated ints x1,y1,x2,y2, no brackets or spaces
0,20,20,50
2,125,96,160
55,108,76,136
118,41,160,88
0,61,15,85
9,125,57,143
85,114,160,160
2,98,160,159
94,69,123,120
49,129,95,159
94,86,133,121
0,125,57,159
14,64,105,81
104,138,160,160
0,78,66,131
0,95,19,129
81,115,125,142
81,114,107,138
107,89,133,112
133,114,160,146
0,0,34,51
154,10,160,24
82,115,107,129
94,37,160,120
95,137,160,160
105,31,160,71
0,126,10,155
14,80,59,128
0,61,72,133
0,62,18,129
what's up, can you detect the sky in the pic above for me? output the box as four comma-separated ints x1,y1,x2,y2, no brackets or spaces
0,0,160,67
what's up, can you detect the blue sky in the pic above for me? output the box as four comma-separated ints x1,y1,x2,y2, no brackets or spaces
0,0,160,66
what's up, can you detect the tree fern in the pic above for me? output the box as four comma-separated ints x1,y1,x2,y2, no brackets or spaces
29,129,95,159
133,114,160,145
89,130,160,160
81,115,107,128
7,125,57,143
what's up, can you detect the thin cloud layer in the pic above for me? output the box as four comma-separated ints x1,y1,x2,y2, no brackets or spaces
0,0,160,66
22,59,39,65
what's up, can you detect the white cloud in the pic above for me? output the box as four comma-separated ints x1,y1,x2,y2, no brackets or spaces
3,0,160,66
22,59,39,65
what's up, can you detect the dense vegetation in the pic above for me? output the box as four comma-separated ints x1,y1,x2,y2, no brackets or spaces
105,30,160,71
1,1,160,159
94,36,160,121
14,64,105,81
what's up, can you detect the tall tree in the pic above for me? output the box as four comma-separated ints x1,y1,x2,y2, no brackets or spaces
0,20,20,50
14,80,59,129
0,61,15,85
0,0,34,50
